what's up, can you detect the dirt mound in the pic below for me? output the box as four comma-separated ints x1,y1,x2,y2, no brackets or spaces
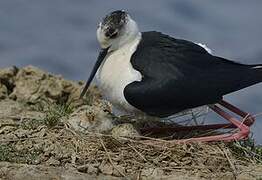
0,66,261,179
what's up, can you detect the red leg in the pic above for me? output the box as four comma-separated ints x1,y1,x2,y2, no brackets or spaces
174,104,250,143
140,100,255,143
218,100,255,126
141,100,254,134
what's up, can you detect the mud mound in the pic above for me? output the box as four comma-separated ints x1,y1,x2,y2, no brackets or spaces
0,66,261,180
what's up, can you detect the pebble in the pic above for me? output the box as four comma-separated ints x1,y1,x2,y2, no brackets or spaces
46,157,60,166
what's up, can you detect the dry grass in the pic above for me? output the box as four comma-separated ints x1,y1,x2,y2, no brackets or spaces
1,65,261,178
1,105,262,179
0,124,253,178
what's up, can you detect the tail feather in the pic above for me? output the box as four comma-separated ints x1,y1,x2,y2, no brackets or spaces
251,65,262,69
250,64,262,82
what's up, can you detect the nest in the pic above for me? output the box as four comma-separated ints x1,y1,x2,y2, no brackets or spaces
0,124,246,179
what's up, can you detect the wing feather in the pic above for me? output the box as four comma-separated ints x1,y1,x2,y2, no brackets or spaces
124,31,259,117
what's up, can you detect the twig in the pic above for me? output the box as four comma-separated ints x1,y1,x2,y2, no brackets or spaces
128,144,147,162
99,137,126,177
218,147,237,176
0,123,19,128
159,165,212,170
136,170,141,180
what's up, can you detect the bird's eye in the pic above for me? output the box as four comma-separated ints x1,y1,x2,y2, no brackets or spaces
105,28,118,39
110,31,118,38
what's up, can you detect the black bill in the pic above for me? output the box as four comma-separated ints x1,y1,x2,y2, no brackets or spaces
80,47,109,98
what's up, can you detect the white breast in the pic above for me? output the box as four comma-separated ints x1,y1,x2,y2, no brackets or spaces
96,34,142,114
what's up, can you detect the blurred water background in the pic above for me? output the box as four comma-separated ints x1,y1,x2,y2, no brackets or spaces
0,0,262,143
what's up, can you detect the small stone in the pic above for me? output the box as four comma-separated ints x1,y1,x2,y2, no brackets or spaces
0,66,18,91
111,123,140,138
64,163,75,170
99,163,113,175
0,83,8,99
0,100,23,118
77,164,88,173
0,126,16,135
38,128,46,137
32,158,41,165
112,165,125,177
151,168,164,177
14,129,30,138
4,133,17,140
169,162,177,166
88,165,98,174
237,173,255,180
141,168,154,177
71,153,77,165
46,157,60,166
141,168,164,178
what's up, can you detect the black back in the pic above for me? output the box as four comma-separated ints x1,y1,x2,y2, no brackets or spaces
124,31,262,117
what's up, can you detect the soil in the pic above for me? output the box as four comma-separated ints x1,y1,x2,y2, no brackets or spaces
0,66,261,180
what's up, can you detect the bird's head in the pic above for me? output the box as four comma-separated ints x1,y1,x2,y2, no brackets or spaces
80,10,140,98
97,10,140,51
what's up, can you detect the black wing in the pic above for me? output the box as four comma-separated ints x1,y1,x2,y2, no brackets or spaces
124,31,262,117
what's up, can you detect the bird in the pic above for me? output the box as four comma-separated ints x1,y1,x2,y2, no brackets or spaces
80,10,261,142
